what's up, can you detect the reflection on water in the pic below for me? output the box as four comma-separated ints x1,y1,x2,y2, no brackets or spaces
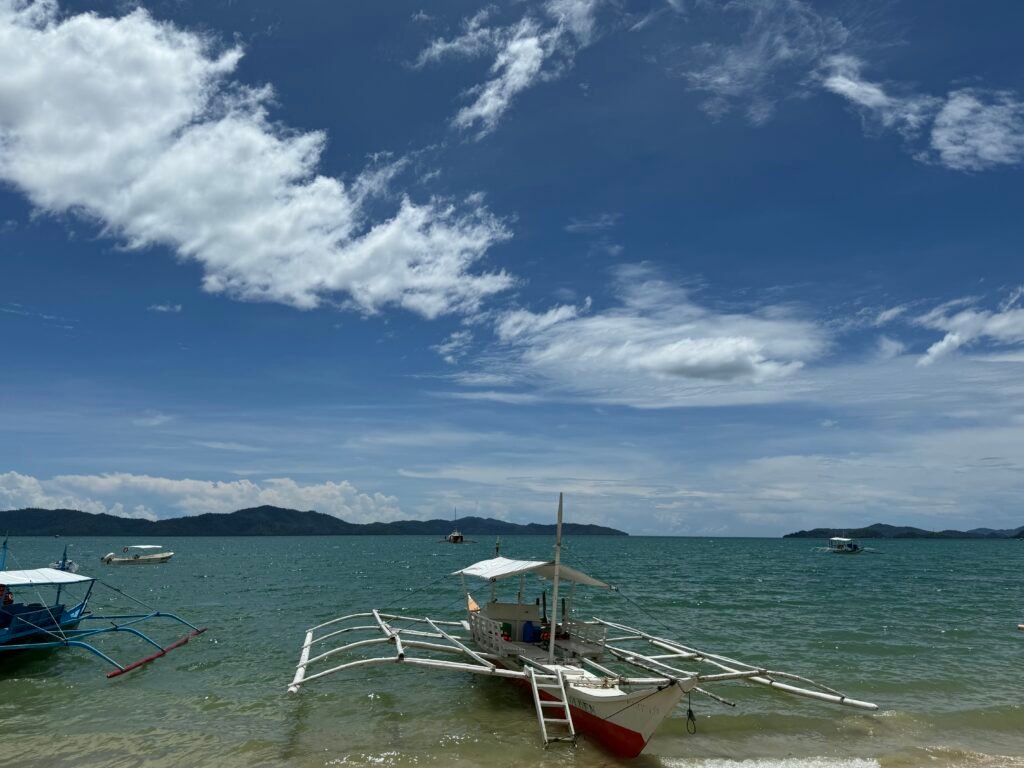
2,535,1022,767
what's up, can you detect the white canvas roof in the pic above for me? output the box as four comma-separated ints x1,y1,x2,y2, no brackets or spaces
127,545,163,550
829,537,852,543
0,568,94,587
453,556,609,588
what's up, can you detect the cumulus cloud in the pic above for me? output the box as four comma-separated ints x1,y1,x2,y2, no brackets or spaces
685,0,848,123
0,1,513,318
416,0,602,136
461,266,829,407
915,292,1024,366
0,470,401,522
821,56,1024,172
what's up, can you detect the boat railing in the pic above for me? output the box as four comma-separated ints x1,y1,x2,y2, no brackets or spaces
564,617,606,646
468,611,509,655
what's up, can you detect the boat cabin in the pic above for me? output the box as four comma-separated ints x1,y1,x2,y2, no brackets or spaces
828,537,863,554
454,556,609,663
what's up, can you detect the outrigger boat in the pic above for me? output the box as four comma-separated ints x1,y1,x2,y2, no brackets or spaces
289,495,878,758
1,539,204,677
101,544,173,565
824,537,863,554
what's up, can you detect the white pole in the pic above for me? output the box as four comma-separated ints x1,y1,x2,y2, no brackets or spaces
548,492,564,662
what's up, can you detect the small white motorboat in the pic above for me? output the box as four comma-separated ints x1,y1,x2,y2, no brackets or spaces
101,545,174,565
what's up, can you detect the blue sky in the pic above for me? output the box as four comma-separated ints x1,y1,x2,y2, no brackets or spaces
1,0,1023,535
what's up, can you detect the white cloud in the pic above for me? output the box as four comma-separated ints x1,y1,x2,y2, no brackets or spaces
930,89,1024,171
433,329,474,364
0,1,513,318
876,335,906,360
454,19,549,136
132,410,174,427
496,302,584,340
874,304,908,326
462,266,829,407
148,303,182,313
564,212,619,233
414,8,498,66
685,0,848,123
820,55,939,136
417,1,603,136
915,295,1024,366
19,472,402,522
821,56,1024,172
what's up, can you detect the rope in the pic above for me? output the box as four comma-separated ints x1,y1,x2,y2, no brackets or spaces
97,580,158,614
378,572,453,612
561,541,677,634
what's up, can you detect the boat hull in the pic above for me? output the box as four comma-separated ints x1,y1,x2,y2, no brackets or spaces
546,682,683,757
102,553,173,565
503,663,684,758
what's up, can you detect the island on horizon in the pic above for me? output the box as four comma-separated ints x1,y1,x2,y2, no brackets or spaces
784,522,1024,540
0,505,628,537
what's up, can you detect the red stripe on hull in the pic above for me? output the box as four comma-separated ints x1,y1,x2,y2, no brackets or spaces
517,681,651,758
566,701,649,758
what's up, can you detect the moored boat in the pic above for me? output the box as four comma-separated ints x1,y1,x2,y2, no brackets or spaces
1,538,204,675
289,494,878,757
101,544,173,565
826,537,863,554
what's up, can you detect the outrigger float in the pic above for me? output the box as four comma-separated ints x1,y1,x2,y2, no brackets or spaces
0,538,205,677
288,495,878,758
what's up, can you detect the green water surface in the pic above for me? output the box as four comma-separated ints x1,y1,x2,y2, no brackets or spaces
1,536,1022,768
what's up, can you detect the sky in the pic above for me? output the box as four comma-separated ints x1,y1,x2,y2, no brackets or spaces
1,0,1022,535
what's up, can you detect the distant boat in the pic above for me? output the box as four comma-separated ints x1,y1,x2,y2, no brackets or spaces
824,537,863,554
49,544,79,573
441,507,472,544
101,545,174,565
1,537,204,676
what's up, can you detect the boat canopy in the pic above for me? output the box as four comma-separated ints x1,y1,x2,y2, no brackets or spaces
453,556,609,588
829,537,852,543
126,544,163,550
0,567,94,586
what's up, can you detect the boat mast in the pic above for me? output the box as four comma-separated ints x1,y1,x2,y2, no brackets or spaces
547,493,564,662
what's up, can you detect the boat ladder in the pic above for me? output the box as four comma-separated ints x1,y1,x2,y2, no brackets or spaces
526,667,577,747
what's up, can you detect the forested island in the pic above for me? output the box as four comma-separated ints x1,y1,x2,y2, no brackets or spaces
0,506,627,537
784,522,1024,539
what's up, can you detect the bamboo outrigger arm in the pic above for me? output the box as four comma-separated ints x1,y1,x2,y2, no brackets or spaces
592,618,878,711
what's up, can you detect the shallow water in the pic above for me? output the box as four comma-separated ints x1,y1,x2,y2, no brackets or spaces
2,536,1022,767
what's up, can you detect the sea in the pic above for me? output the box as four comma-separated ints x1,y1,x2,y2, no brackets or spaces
1,535,1022,768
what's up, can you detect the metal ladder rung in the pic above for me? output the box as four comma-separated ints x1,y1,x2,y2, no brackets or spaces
526,667,576,747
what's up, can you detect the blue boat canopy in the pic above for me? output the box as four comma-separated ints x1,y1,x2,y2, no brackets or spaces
0,568,95,587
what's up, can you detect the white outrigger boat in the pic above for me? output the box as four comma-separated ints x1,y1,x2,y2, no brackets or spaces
101,544,173,565
289,495,877,758
822,537,864,554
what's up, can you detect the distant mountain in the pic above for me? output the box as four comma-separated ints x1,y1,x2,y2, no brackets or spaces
784,522,1024,540
0,506,627,537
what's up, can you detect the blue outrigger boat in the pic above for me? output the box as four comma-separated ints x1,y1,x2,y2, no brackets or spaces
0,538,206,677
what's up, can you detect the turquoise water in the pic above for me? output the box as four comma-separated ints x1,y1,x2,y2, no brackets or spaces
1,536,1022,768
